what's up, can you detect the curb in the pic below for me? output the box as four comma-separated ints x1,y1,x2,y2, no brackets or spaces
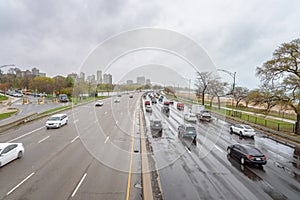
0,112,38,133
140,108,154,200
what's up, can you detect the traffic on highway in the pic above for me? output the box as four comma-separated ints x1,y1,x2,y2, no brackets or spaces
0,91,299,200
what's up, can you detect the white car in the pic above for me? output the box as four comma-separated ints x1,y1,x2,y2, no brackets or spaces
95,100,104,106
184,113,197,123
0,143,24,167
114,98,120,103
230,124,256,138
46,113,68,129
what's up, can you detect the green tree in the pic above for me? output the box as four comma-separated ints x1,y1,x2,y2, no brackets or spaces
29,77,54,94
256,38,300,134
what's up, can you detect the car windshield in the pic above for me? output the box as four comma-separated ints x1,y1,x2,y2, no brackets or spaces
154,121,161,125
48,117,60,121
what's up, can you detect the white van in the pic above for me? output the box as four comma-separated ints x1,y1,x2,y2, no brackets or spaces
184,113,197,123
46,114,68,129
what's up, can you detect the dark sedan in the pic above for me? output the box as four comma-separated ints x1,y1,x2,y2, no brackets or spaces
227,144,267,166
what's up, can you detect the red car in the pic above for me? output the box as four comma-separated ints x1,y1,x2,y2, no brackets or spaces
145,100,151,106
177,103,184,110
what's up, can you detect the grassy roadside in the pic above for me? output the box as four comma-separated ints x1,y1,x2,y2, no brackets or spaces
38,106,72,116
166,94,297,135
0,95,9,101
0,111,18,120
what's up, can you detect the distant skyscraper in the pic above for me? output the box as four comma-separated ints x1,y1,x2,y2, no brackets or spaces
97,70,102,84
127,80,133,85
80,72,85,81
87,74,96,84
32,68,39,76
103,73,112,84
137,76,145,85
67,73,78,81
146,79,151,86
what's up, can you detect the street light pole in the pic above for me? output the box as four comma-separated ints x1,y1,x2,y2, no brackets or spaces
217,69,236,115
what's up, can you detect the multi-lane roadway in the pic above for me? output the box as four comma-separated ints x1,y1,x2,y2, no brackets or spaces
1,93,300,200
143,97,300,200
0,94,142,200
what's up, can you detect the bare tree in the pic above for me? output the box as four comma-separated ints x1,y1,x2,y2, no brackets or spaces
195,72,215,105
233,86,249,107
256,38,300,134
208,78,228,109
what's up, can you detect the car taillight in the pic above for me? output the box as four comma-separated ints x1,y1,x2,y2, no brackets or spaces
247,155,254,160
262,156,266,161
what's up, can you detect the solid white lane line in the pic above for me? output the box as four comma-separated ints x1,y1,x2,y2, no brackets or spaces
7,126,44,143
215,145,225,153
38,136,50,143
73,119,79,124
104,111,107,115
71,173,87,198
71,136,79,143
116,121,118,124
7,172,35,196
104,136,109,144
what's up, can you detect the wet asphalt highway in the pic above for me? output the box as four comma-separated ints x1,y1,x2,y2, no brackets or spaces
0,94,142,200
143,99,300,200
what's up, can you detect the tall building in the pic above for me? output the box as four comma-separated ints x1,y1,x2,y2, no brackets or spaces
67,73,78,81
97,70,102,84
32,68,39,76
137,76,145,85
126,80,133,85
87,75,96,84
79,72,85,82
146,79,151,86
103,73,112,84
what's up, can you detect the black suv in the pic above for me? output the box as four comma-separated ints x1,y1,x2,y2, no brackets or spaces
150,119,163,137
178,124,197,145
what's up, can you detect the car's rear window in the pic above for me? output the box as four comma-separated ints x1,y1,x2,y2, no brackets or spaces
246,147,262,155
186,127,196,132
48,117,60,121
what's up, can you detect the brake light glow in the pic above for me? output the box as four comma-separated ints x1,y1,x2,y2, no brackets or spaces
247,155,254,160
262,156,266,161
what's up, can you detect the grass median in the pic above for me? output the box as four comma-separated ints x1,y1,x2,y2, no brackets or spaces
0,111,18,120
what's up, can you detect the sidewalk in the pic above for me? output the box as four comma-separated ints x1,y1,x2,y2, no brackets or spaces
176,96,296,124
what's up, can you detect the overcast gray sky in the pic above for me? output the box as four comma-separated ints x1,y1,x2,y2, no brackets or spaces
1,0,299,89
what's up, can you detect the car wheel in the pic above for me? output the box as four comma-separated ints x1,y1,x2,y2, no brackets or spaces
46,127,49,130
240,157,245,165
239,132,243,137
230,128,233,134
65,120,68,125
251,135,255,139
227,147,231,155
58,123,61,128
18,151,23,158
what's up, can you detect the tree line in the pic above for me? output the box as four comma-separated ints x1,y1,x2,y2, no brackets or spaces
195,38,300,134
